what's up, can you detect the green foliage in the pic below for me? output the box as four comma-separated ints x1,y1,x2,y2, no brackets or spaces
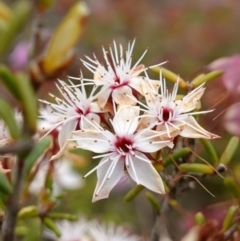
0,65,21,100
200,139,218,165
15,73,38,133
0,0,32,56
24,136,53,177
163,148,191,167
0,171,13,195
179,163,214,174
43,217,61,238
0,98,20,139
224,177,240,200
222,205,238,232
191,71,223,88
124,185,144,202
219,137,239,165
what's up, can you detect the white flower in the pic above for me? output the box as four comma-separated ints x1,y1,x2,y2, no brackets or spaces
44,218,90,241
39,79,102,160
44,218,141,241
80,39,164,109
0,119,10,147
73,106,174,202
29,158,83,196
138,72,220,139
88,221,141,241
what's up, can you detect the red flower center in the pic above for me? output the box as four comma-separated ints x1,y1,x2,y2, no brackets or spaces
162,108,172,121
115,137,133,153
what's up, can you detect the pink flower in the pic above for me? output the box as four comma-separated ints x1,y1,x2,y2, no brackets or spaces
39,79,102,160
73,106,173,202
81,40,164,109
224,102,240,136
138,72,220,139
208,54,240,95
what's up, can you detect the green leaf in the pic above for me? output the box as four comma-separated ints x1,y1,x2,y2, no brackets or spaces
43,217,61,237
124,185,144,202
219,137,239,165
15,73,38,133
48,212,78,221
0,65,21,100
191,71,223,88
0,172,13,195
222,205,238,232
200,139,218,165
24,136,52,177
179,163,214,174
0,98,21,139
224,177,240,200
145,192,160,213
163,148,191,167
0,0,32,56
17,205,38,219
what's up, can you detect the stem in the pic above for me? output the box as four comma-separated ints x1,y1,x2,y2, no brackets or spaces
0,140,33,155
1,158,25,241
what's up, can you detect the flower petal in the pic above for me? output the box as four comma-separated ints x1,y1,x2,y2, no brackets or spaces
97,87,112,109
58,119,78,147
81,113,101,129
129,64,145,77
93,156,124,202
134,129,173,153
180,116,220,139
112,85,137,106
127,152,165,194
113,106,139,135
178,86,205,112
73,129,114,153
129,76,160,97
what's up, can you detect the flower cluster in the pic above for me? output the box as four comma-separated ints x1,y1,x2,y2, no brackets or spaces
39,40,219,202
44,217,141,241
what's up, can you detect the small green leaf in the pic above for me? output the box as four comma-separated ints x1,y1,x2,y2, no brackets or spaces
43,217,61,237
200,139,218,165
124,185,144,202
48,212,78,221
219,137,239,165
0,65,21,100
15,73,38,133
163,148,191,167
145,192,160,213
151,67,187,89
224,177,240,200
179,163,214,174
222,205,238,232
17,205,38,219
0,98,20,139
191,71,223,88
191,74,205,86
195,212,205,225
24,136,52,177
0,172,13,195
